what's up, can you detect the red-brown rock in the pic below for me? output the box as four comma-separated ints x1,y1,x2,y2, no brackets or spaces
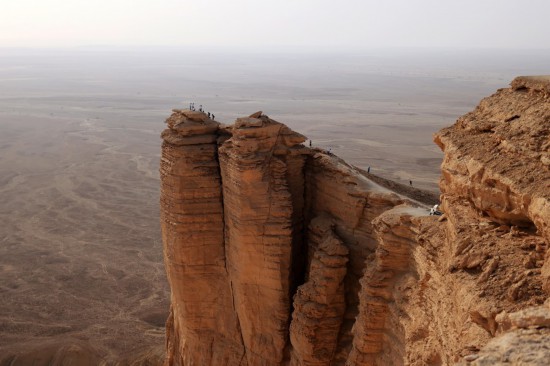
160,77,550,366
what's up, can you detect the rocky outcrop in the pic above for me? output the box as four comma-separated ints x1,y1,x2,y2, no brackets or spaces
456,301,550,365
347,206,422,366
160,76,550,365
218,115,308,365
435,75,550,295
289,217,348,366
160,110,244,365
435,75,549,237
160,110,415,365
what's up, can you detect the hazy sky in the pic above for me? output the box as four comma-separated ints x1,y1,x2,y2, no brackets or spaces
1,0,549,49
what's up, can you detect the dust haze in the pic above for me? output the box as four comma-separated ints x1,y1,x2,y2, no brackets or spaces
0,47,548,359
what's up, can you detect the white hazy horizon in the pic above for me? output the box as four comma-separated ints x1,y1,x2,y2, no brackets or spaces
2,0,550,50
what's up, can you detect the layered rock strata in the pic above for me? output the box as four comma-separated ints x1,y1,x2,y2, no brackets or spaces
217,116,308,365
160,110,244,365
289,217,349,365
160,76,550,365
456,300,550,365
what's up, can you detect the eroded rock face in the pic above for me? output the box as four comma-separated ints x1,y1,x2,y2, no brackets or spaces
160,110,414,365
435,76,550,294
456,301,550,366
218,116,308,365
160,77,550,365
160,110,244,365
289,217,349,366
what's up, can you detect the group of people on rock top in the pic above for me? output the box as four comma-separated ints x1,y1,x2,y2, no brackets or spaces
189,102,215,120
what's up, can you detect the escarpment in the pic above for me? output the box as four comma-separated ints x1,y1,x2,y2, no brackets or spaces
160,76,550,365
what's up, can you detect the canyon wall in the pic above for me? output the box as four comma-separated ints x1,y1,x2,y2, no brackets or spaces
160,76,550,365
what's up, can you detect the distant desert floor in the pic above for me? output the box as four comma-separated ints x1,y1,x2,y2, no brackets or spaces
0,112,168,360
0,48,527,361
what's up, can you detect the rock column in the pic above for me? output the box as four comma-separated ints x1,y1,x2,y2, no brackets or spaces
160,110,244,365
218,115,308,365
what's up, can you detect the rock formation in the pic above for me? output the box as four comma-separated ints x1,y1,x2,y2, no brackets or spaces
160,77,550,365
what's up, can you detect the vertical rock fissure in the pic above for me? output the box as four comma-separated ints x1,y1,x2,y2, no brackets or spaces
216,133,248,364
284,144,311,364
289,169,308,312
273,124,302,359
288,152,309,313
215,134,229,277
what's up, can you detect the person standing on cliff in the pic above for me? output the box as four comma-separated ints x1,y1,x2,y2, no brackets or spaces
367,166,371,173
409,180,413,186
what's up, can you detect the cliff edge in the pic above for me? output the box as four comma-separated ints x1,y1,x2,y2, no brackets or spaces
160,77,550,365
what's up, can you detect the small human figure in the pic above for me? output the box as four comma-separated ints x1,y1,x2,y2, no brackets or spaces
189,102,192,110
409,180,412,186
212,114,215,120
208,112,211,118
328,148,332,155
367,166,371,173
309,140,312,147
199,105,203,112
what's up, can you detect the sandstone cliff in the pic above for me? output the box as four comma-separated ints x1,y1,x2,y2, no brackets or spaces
160,76,550,365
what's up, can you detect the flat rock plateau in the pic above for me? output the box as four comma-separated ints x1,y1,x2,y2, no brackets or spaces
161,77,550,365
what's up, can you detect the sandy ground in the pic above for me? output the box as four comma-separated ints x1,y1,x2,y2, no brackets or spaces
1,47,548,360
0,113,167,360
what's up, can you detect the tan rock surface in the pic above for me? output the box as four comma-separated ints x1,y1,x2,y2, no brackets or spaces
160,76,550,366
457,302,550,365
347,206,425,366
161,110,417,365
218,115,308,365
289,217,349,366
434,76,549,237
160,110,245,365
